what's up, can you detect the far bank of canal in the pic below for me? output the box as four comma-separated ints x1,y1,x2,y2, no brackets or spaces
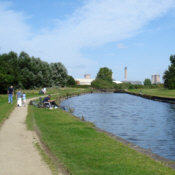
61,93,175,161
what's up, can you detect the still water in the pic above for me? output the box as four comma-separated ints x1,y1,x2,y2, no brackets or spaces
61,93,175,161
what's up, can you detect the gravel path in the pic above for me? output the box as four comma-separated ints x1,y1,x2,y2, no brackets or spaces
0,100,52,175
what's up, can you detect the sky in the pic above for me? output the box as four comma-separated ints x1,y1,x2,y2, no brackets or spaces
0,0,175,82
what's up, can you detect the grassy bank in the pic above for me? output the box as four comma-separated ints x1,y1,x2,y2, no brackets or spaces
0,95,16,124
128,88,175,98
0,87,90,125
0,89,44,125
27,89,175,175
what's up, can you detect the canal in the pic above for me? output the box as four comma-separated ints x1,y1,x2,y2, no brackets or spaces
60,93,175,161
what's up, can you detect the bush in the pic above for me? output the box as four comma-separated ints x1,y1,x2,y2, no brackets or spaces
66,76,76,86
144,79,151,86
91,79,115,89
115,83,144,90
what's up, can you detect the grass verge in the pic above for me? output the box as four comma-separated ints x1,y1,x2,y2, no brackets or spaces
27,88,175,175
128,88,175,98
0,95,16,125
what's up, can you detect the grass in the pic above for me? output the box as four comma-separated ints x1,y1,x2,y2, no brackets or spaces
27,89,175,175
26,87,92,130
0,95,16,124
0,89,45,125
23,87,92,99
128,88,175,98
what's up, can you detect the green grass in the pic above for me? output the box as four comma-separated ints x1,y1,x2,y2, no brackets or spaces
0,87,90,126
27,89,175,175
128,88,175,98
23,87,92,99
0,95,16,124
26,87,92,130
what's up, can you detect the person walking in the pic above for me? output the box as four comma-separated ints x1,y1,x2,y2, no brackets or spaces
22,92,26,107
16,90,22,107
7,85,14,104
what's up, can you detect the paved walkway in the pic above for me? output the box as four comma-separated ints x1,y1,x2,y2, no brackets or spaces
0,100,52,175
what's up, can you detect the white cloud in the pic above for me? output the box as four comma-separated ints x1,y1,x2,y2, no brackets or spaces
0,2,31,52
0,0,175,77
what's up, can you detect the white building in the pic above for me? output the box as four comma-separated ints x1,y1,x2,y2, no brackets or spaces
113,80,122,84
151,74,160,84
75,74,94,85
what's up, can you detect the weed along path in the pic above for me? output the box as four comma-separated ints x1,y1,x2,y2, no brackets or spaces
0,99,52,175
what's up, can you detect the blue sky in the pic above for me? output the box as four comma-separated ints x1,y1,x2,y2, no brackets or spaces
0,0,175,82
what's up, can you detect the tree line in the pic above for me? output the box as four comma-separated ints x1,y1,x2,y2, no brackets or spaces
0,51,75,93
1,51,175,93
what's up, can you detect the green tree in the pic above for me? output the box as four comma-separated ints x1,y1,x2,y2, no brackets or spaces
144,79,151,86
50,63,68,87
67,76,76,86
0,50,69,93
91,67,114,89
163,55,175,89
96,67,113,82
0,51,20,93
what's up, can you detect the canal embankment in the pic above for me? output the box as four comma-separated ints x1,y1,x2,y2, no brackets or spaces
114,89,175,104
28,89,175,175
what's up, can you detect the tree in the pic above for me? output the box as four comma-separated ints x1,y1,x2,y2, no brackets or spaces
0,51,70,93
144,79,151,86
67,76,76,86
50,63,68,87
163,55,175,89
91,67,115,89
0,51,20,93
96,67,113,82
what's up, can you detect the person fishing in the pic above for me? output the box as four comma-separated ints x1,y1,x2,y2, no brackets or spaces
43,95,57,108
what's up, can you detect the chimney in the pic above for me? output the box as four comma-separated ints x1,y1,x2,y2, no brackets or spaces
124,67,127,81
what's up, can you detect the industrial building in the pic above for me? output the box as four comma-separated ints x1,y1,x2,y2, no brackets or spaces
75,74,94,85
76,67,143,86
151,74,160,84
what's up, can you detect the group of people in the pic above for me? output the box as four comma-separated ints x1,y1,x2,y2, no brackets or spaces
7,85,26,107
8,85,57,108
16,90,26,107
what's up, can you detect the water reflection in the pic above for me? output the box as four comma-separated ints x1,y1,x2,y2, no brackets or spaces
61,93,175,161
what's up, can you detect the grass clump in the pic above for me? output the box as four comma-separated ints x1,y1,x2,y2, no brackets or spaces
91,79,115,89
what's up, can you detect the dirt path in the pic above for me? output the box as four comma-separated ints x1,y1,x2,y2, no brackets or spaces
0,99,52,175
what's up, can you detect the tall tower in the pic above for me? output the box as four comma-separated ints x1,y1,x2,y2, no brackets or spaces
124,67,127,81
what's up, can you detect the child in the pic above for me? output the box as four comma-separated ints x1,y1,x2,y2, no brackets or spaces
16,90,22,107
22,92,26,107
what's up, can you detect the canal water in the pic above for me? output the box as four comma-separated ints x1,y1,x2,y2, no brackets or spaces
60,93,175,161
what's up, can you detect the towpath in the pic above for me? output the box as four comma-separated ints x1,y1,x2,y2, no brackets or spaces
0,99,53,175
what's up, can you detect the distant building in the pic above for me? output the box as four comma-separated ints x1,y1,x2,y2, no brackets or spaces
75,74,94,85
151,75,160,84
113,80,122,84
